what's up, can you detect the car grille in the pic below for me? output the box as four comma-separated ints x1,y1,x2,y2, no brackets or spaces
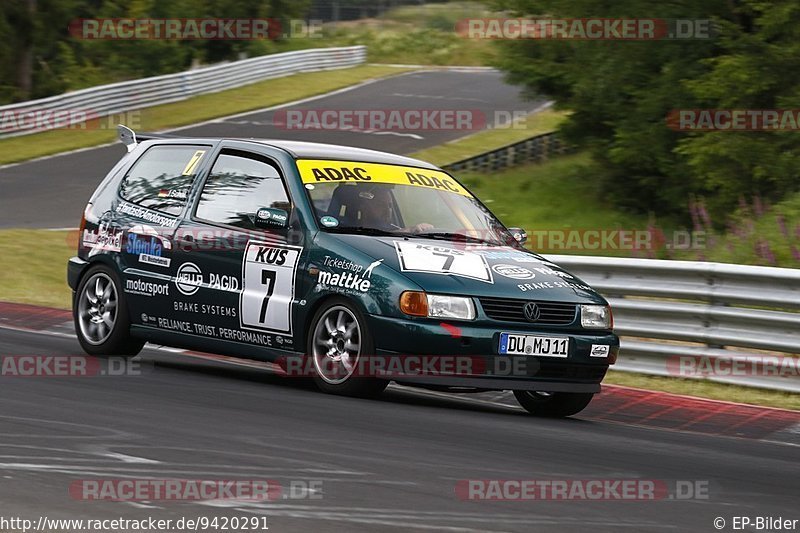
479,297,577,325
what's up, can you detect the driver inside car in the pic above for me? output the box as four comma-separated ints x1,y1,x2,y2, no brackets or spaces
356,185,433,234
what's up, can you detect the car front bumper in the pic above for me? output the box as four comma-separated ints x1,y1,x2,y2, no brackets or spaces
367,314,618,393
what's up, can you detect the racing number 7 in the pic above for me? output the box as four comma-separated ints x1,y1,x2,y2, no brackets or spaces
259,269,277,323
432,251,455,271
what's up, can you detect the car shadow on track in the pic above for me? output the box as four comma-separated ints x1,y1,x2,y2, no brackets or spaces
144,352,595,423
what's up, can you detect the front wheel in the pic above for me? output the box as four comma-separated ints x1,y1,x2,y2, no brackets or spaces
74,264,144,357
307,298,387,397
513,390,594,418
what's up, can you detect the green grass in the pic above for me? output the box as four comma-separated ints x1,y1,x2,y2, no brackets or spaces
0,230,75,310
605,370,800,411
410,109,568,167
0,65,411,166
455,152,654,250
309,1,497,66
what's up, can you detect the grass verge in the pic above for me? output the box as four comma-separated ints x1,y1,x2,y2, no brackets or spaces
0,65,411,166
409,109,568,167
605,370,800,411
0,230,74,310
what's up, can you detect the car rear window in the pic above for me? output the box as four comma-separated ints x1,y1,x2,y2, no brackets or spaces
118,145,208,216
194,149,290,230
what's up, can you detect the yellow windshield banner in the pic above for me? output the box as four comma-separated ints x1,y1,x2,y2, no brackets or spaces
296,159,472,197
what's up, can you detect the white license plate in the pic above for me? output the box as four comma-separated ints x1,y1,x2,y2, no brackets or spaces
499,333,569,357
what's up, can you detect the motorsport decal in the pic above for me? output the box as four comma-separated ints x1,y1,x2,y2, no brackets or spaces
394,241,493,283
241,241,303,334
117,201,178,227
126,225,171,268
125,277,170,297
315,256,383,294
82,222,123,253
296,159,472,197
175,262,239,296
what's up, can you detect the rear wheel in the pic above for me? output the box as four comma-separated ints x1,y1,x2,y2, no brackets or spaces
513,390,594,418
74,264,144,357
307,298,387,397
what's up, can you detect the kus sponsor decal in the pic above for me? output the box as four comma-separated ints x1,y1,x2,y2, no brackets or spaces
126,226,171,268
315,256,383,293
175,263,239,296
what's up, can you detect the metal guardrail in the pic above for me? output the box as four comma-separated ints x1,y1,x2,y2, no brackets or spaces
549,255,800,392
443,132,571,173
0,46,367,138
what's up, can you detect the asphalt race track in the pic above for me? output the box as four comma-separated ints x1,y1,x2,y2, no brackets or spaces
0,305,798,532
0,69,544,229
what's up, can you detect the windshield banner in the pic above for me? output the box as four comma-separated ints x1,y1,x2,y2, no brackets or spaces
296,159,472,197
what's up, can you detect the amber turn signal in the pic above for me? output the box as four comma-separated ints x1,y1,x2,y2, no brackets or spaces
399,291,428,317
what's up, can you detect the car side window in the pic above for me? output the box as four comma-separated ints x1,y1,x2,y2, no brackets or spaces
194,150,290,230
118,145,207,216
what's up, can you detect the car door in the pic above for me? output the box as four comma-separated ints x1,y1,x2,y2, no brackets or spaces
169,143,306,354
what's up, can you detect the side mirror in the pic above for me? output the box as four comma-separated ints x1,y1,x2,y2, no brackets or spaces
255,207,289,229
508,227,527,245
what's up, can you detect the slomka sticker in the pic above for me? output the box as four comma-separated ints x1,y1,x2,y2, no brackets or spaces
295,160,472,197
394,241,493,283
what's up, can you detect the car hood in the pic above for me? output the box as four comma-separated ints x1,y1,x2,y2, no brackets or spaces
327,234,606,304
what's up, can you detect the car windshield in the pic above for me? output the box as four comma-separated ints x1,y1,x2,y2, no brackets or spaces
300,160,514,246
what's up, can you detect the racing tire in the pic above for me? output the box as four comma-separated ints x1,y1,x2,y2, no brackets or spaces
73,264,144,357
307,297,388,397
513,390,594,418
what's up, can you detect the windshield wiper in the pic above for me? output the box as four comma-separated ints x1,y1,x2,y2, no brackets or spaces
413,232,498,246
325,226,411,237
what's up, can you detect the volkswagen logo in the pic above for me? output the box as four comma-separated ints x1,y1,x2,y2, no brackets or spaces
523,302,541,321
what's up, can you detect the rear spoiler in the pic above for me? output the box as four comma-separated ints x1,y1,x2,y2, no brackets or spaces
117,125,181,152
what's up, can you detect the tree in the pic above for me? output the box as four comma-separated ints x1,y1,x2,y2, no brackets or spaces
489,0,800,219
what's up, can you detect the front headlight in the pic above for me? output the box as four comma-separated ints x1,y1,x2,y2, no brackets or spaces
580,304,613,329
400,292,475,320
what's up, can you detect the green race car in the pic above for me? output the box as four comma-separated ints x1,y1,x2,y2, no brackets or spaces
68,126,618,417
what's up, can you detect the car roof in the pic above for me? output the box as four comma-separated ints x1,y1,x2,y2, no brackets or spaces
131,129,442,171
253,139,443,171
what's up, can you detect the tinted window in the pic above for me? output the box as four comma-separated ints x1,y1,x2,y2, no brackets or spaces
195,150,290,230
119,145,207,215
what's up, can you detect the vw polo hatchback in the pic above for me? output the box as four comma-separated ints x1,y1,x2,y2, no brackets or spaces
68,126,618,417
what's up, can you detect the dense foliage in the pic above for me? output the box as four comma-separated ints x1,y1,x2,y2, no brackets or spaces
490,0,800,218
0,0,310,103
